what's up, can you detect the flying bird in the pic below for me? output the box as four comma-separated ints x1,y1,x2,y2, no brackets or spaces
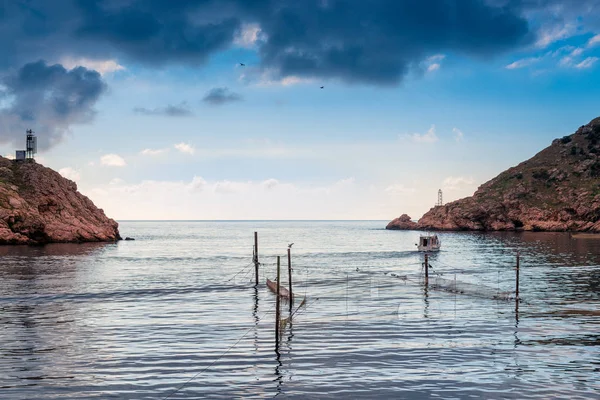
239,63,246,66
288,243,294,248
320,86,324,89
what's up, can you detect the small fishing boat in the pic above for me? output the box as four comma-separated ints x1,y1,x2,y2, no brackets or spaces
266,278,291,299
416,234,441,252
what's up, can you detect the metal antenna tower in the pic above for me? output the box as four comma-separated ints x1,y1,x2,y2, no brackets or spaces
25,129,37,160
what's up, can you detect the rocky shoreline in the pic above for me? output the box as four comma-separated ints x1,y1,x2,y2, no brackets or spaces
0,157,121,244
387,117,600,232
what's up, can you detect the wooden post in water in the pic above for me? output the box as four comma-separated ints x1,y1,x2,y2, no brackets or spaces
254,232,259,286
346,273,349,318
424,253,429,285
275,256,281,348
515,252,520,301
288,247,293,312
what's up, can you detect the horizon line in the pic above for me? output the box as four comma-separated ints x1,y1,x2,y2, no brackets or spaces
117,219,390,222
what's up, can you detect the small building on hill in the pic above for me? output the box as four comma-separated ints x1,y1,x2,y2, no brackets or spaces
15,130,37,161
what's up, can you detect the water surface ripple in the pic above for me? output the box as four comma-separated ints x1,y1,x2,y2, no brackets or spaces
1,221,599,399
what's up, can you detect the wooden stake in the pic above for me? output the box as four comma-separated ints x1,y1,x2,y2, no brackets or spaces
275,256,281,348
515,253,520,300
424,253,429,285
254,232,259,286
346,273,349,319
288,247,293,312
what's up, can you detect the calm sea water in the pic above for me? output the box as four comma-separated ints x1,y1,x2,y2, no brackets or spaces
1,221,599,399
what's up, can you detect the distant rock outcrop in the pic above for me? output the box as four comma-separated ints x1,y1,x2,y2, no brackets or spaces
386,214,418,230
0,157,121,244
387,117,600,232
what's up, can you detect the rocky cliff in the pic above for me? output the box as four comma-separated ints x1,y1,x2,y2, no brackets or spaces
0,157,120,244
387,117,600,232
386,214,418,230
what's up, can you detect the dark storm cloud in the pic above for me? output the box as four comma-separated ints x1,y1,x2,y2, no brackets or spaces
0,1,598,93
75,0,242,65
68,0,535,84
3,0,600,84
1,0,595,150
253,0,534,85
133,103,193,117
512,0,600,29
0,61,107,149
0,0,554,85
202,87,242,105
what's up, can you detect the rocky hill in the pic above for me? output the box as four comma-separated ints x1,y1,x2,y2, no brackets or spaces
0,157,121,244
387,117,600,232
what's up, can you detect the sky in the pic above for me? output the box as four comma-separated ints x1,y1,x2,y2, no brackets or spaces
1,0,600,220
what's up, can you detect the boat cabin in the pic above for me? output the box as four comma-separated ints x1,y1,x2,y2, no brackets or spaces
417,234,441,252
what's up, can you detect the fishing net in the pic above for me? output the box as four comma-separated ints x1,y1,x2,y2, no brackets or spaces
280,297,307,330
428,275,514,301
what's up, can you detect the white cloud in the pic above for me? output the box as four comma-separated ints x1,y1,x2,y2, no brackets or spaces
280,76,313,86
575,57,599,69
109,178,125,185
505,57,540,69
197,146,290,159
536,23,576,48
424,54,445,73
215,180,247,193
443,176,475,191
551,43,598,69
427,63,441,72
86,176,371,220
234,23,264,48
427,54,445,62
188,176,207,191
384,184,416,195
58,167,81,182
559,55,574,67
60,57,125,75
334,177,355,186
239,67,315,87
141,148,168,156
267,75,314,87
407,125,438,144
588,34,600,48
571,48,584,57
549,45,575,58
557,47,586,68
174,142,195,155
100,154,126,167
453,128,464,142
262,178,279,190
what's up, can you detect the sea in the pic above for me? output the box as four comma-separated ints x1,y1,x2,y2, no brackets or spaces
0,221,599,399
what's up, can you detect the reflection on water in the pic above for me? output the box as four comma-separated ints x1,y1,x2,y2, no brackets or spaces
0,242,113,257
0,222,599,399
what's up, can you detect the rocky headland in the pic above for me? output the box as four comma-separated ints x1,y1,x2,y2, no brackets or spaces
0,156,121,244
387,117,600,232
